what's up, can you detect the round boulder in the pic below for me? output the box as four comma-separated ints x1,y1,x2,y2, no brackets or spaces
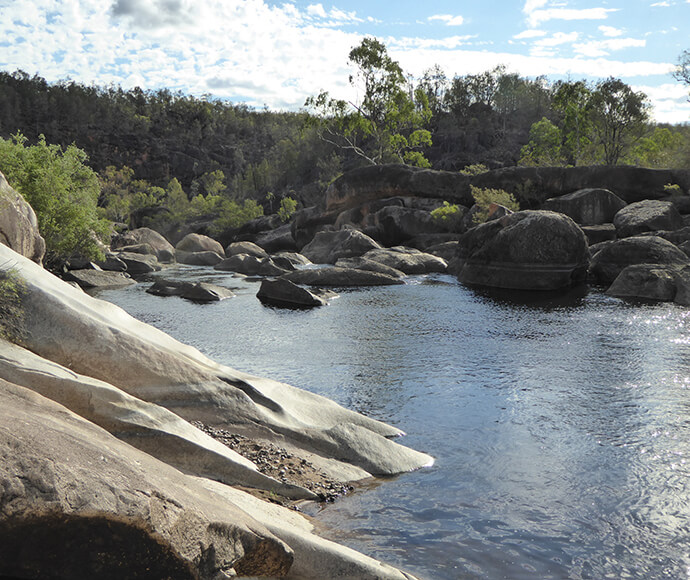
613,200,683,238
225,241,268,259
301,229,381,264
457,210,589,291
112,228,175,262
363,247,447,275
606,264,678,301
176,233,225,258
257,278,326,308
589,235,689,284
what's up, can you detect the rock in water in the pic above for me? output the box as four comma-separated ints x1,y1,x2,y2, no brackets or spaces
457,210,589,291
257,278,327,308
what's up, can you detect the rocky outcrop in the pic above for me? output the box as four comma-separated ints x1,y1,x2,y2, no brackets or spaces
301,229,382,264
257,278,327,308
606,264,678,301
283,267,405,287
0,171,45,264
0,242,429,579
457,210,589,291
613,200,684,238
175,249,225,266
363,205,441,246
176,233,225,257
226,241,269,259
116,251,162,274
112,227,175,262
63,268,136,289
214,254,289,276
542,188,627,225
254,223,298,253
589,236,690,284
363,247,448,275
335,257,406,278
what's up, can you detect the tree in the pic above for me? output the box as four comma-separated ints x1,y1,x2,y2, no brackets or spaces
519,117,564,166
552,80,593,165
674,50,690,101
589,78,650,165
0,133,108,265
305,37,432,167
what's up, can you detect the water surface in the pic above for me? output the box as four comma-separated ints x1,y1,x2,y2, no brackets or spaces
97,267,690,579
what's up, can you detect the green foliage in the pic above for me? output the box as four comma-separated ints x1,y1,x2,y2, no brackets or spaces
471,186,519,224
519,117,564,166
551,80,593,165
210,199,264,234
0,267,25,343
305,37,432,167
459,164,488,176
626,127,684,168
430,201,464,231
674,50,690,100
0,133,108,263
277,197,297,222
664,183,683,197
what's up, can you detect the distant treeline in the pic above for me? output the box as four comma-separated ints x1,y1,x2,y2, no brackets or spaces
0,67,688,210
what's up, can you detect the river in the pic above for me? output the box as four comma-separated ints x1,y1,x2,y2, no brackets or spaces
96,265,690,580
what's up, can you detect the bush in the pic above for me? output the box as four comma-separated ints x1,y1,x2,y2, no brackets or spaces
664,183,684,197
210,199,264,234
0,267,25,343
459,164,488,176
431,201,464,232
277,197,298,222
471,186,519,224
0,133,109,264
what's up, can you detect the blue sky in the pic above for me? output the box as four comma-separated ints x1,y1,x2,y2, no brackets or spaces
0,0,689,122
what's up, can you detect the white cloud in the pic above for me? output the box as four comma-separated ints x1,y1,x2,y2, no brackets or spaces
651,1,671,6
306,3,327,18
573,37,646,58
514,29,547,39
599,25,623,37
428,14,464,26
528,7,618,27
523,0,548,14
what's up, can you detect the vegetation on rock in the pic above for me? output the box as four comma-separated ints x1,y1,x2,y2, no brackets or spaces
471,186,520,224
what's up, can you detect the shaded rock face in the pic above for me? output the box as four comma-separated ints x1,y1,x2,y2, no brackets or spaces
606,264,678,301
613,200,684,238
254,223,298,253
457,210,589,291
581,224,617,245
542,188,627,226
589,236,690,284
116,251,162,274
363,206,441,247
176,233,225,257
112,228,175,262
257,278,326,308
0,171,45,264
335,257,406,278
301,229,382,264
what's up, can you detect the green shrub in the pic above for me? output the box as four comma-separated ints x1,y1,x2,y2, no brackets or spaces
459,164,488,176
0,133,109,264
471,186,519,224
664,183,683,197
277,197,298,222
0,267,25,343
210,199,264,234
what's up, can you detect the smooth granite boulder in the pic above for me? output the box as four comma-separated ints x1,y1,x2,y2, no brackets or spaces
606,264,678,301
613,200,684,238
363,247,448,275
175,249,224,266
116,251,162,274
0,380,293,579
0,170,45,264
112,227,175,262
226,241,269,259
457,210,589,291
257,278,327,308
543,188,627,226
0,243,432,481
301,229,382,264
589,235,690,285
176,233,225,257
335,257,406,278
63,268,135,289
363,206,440,246
214,254,289,276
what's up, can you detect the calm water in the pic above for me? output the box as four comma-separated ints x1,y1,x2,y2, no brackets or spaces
96,266,690,580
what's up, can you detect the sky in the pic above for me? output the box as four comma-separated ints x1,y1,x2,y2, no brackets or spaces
0,0,689,123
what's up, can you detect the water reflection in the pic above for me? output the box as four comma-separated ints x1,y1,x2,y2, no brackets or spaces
99,268,690,580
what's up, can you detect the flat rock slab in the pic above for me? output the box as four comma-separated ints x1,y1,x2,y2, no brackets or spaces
363,247,448,275
283,267,404,287
64,269,135,288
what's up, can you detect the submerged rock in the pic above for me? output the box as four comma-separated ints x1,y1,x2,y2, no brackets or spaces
64,268,135,289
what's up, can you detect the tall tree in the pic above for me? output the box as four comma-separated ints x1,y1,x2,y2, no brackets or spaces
589,77,650,165
305,37,432,167
674,50,690,102
552,80,593,165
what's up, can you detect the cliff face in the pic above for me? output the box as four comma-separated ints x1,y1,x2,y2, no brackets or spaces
0,243,429,579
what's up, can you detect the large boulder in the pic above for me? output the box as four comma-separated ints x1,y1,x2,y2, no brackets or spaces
226,241,269,259
175,249,225,266
254,223,298,253
63,268,136,289
301,229,382,264
112,227,175,262
176,233,225,257
589,235,690,284
0,380,293,579
363,247,448,275
0,170,45,264
606,264,678,301
116,251,162,274
363,206,441,246
613,200,684,238
457,210,589,291
283,267,405,287
0,243,432,481
257,278,327,308
542,188,627,225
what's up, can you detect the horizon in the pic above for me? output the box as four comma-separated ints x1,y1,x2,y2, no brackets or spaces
1,0,689,124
